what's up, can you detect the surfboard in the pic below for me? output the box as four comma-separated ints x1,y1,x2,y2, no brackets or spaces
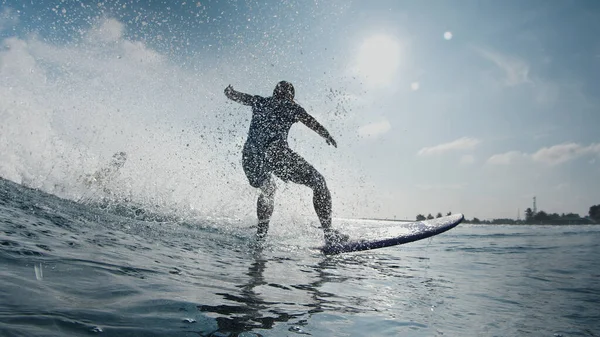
321,213,464,255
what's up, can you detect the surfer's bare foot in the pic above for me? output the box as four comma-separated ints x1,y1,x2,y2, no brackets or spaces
324,229,349,245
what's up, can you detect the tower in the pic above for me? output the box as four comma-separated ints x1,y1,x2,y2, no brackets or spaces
533,196,537,215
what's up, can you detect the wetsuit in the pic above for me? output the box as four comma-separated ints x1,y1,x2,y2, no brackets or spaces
224,83,347,244
241,95,321,189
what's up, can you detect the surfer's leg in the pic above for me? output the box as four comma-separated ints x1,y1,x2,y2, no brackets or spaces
271,148,347,243
301,170,348,244
270,148,330,225
256,175,276,239
303,172,348,243
290,169,331,229
242,143,274,239
307,172,332,229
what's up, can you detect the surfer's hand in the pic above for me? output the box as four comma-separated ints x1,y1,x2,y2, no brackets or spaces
326,135,337,148
224,85,234,96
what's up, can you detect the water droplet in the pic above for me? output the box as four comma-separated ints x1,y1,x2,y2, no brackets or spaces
90,326,103,333
34,263,43,280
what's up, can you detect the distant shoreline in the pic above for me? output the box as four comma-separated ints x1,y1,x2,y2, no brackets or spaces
465,222,599,225
361,217,598,225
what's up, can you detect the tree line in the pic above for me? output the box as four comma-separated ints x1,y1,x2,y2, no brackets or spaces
416,204,600,224
519,204,599,224
415,212,452,221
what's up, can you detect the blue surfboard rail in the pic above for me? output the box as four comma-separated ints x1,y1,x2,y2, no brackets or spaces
322,214,464,255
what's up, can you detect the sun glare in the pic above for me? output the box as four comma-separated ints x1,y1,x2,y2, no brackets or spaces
355,35,401,86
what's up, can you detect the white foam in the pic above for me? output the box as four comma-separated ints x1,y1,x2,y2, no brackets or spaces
0,17,373,225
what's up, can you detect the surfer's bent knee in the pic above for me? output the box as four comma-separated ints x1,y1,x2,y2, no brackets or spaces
259,176,276,195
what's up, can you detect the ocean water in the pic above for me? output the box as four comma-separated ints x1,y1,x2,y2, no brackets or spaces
1,177,598,337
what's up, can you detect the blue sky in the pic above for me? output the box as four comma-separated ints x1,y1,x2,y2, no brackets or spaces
1,0,599,220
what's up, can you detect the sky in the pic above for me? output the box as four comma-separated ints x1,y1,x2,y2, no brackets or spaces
0,0,599,221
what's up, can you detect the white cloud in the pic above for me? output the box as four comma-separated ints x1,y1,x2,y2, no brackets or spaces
357,120,391,139
0,18,240,217
20,19,165,79
487,151,527,165
580,143,600,156
0,7,19,32
86,18,125,43
418,137,480,156
475,47,531,86
460,154,476,165
532,142,600,165
487,143,600,166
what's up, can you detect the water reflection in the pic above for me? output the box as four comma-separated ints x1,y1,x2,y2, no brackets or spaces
196,244,441,336
197,246,337,336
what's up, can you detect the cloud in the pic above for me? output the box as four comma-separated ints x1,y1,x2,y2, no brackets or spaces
475,47,531,86
487,143,600,166
86,18,125,43
459,154,476,165
0,17,239,216
20,19,165,79
0,7,19,32
487,151,527,165
532,143,600,165
357,120,391,139
418,137,480,156
579,143,600,156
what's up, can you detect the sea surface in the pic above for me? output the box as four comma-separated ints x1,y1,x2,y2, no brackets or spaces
0,177,598,337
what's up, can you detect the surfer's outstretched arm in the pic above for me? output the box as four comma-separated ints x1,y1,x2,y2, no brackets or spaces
298,110,337,148
224,85,255,106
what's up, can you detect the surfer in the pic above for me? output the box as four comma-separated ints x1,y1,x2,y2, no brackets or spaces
224,81,348,245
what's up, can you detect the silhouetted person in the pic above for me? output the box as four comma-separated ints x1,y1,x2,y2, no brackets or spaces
224,81,348,245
